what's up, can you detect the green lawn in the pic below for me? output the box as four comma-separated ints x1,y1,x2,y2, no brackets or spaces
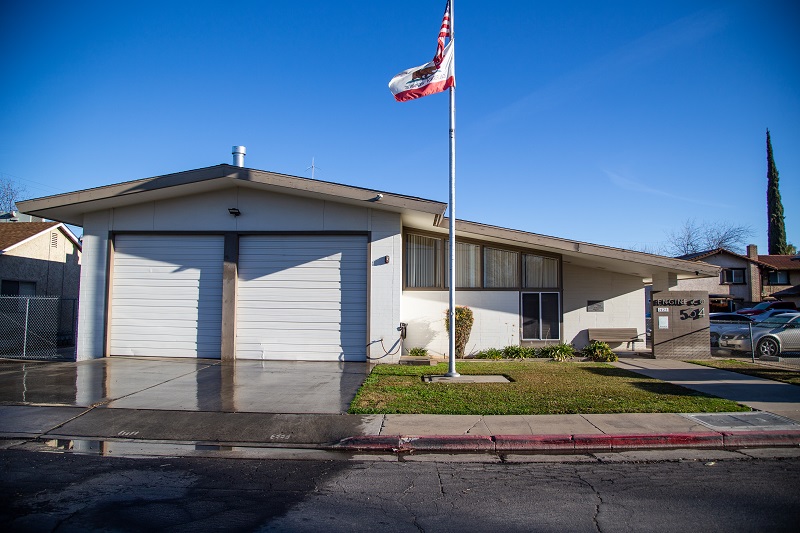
349,361,749,415
688,359,800,386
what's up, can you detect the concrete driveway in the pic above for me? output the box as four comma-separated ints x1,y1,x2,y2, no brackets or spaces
0,357,372,414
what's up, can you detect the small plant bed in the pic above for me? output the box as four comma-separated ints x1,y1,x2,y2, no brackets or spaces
688,359,800,386
349,361,749,415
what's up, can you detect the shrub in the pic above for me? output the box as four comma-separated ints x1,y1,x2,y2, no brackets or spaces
582,340,618,362
444,306,474,358
538,342,575,362
407,347,428,357
502,345,536,359
473,348,503,360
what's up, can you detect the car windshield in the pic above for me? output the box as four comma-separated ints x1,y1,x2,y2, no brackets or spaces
755,315,798,327
751,302,773,310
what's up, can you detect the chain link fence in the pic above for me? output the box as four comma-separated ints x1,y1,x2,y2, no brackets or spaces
711,314,800,368
0,296,77,361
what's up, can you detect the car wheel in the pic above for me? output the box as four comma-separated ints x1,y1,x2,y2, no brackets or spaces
757,338,780,358
710,332,720,347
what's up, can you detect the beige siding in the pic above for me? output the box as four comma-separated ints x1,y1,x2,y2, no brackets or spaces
562,263,645,349
401,291,519,356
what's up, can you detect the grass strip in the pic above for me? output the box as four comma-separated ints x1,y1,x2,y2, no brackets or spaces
688,359,800,386
349,361,748,415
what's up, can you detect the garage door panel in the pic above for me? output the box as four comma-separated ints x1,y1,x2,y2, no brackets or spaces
110,235,223,358
236,235,367,361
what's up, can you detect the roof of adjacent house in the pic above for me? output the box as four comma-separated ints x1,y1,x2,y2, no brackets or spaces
771,285,800,297
758,255,800,271
0,222,81,253
16,164,718,281
678,248,774,269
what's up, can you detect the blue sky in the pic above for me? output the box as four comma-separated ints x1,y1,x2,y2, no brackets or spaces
1,0,797,254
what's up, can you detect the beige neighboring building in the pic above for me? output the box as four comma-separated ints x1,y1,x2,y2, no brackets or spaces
675,245,769,311
758,252,800,306
0,221,82,298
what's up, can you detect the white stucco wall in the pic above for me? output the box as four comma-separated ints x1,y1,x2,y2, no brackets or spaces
562,263,646,349
75,187,403,360
76,211,111,360
401,291,520,356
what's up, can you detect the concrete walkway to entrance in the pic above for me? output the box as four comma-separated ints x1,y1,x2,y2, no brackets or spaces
1,357,800,456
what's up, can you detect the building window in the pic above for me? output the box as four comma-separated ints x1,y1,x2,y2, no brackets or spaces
521,292,560,340
1,280,36,296
446,241,481,288
405,234,443,288
766,271,790,285
721,268,745,284
484,247,519,288
523,254,559,288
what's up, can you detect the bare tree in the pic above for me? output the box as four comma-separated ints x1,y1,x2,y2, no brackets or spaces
0,177,26,213
664,218,753,257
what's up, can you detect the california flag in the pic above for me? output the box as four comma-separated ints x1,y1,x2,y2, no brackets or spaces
388,41,455,102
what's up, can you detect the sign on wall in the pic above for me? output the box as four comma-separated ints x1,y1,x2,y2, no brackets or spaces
650,290,710,359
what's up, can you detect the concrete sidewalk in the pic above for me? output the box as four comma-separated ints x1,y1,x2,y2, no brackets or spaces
1,357,800,456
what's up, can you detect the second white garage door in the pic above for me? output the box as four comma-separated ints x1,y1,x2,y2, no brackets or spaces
236,235,367,361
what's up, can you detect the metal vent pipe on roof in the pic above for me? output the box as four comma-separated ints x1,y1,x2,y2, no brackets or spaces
232,146,246,167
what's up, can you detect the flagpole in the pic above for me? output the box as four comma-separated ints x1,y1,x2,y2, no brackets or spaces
446,0,459,377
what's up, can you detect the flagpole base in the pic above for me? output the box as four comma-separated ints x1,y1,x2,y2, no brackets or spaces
445,372,460,377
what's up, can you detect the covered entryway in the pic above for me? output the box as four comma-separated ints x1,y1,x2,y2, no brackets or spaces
109,235,224,358
236,235,367,361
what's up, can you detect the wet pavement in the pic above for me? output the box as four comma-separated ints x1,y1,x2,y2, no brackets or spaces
2,356,800,459
0,357,371,413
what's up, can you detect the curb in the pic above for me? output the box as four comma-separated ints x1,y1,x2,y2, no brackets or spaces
331,430,800,454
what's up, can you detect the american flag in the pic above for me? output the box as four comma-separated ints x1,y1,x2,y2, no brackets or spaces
433,0,452,67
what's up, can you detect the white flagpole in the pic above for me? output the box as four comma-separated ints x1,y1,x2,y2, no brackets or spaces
446,0,459,377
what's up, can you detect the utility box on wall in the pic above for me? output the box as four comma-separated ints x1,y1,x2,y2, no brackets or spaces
651,290,710,359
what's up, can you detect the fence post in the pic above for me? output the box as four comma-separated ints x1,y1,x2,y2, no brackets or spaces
22,298,30,359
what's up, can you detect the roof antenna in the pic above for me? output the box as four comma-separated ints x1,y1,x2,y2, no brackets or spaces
306,157,321,179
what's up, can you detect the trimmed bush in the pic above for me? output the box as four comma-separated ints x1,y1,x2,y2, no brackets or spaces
473,348,503,360
502,345,536,359
538,342,575,362
407,347,428,357
583,340,618,362
444,306,474,358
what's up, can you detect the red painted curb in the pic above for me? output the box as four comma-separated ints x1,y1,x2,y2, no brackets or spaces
573,434,614,451
399,435,495,452
722,430,800,448
608,432,724,450
494,434,574,452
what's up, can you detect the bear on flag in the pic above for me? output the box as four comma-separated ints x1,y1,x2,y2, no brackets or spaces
388,0,454,102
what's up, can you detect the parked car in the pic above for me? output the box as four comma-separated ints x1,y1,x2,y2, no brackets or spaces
737,301,797,316
719,313,800,355
709,312,753,346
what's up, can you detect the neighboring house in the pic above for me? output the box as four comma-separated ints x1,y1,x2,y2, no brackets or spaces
758,250,800,306
0,221,81,298
17,164,717,363
674,246,770,311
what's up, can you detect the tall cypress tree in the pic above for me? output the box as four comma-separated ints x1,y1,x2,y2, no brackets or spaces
766,129,789,255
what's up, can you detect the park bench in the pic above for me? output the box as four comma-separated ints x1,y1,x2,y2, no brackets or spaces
588,328,645,350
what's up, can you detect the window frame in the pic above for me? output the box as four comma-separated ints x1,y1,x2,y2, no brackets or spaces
520,291,562,341
766,271,790,286
720,268,746,285
402,230,562,292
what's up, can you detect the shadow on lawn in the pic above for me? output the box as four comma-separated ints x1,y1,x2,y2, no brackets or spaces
579,365,719,398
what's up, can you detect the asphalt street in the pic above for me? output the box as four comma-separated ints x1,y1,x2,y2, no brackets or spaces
2,449,799,532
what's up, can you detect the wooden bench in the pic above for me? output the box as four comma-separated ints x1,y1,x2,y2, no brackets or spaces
588,328,645,350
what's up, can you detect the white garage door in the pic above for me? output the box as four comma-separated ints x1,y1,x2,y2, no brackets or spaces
236,235,367,361
109,235,224,358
